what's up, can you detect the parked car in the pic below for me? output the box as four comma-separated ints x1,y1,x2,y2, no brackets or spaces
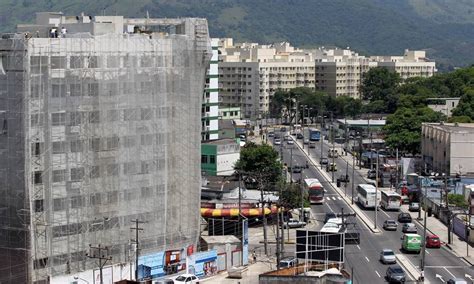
383,220,398,231
320,157,329,165
409,202,420,212
291,130,297,135
303,138,309,144
385,265,406,283
283,218,306,229
326,163,337,172
398,213,412,223
309,141,316,148
268,132,275,137
426,234,441,248
296,133,304,139
367,169,377,179
292,165,303,173
287,139,294,145
324,212,337,224
280,127,287,132
173,274,200,284
278,257,298,268
402,223,417,233
274,139,281,145
380,249,397,264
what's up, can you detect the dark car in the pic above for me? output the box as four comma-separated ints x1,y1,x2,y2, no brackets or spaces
367,169,377,179
398,213,412,223
386,265,406,283
268,132,275,137
320,157,329,165
292,165,303,173
324,212,337,224
296,133,304,139
337,174,350,183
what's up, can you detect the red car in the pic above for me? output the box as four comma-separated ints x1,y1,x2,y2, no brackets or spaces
426,234,441,248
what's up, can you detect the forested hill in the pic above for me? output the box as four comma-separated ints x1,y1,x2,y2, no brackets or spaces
1,0,473,70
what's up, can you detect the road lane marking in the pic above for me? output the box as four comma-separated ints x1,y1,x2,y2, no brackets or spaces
425,266,465,269
365,256,370,262
444,267,456,278
357,245,361,250
426,250,430,255
332,196,337,200
326,203,334,213
375,270,381,278
380,209,390,218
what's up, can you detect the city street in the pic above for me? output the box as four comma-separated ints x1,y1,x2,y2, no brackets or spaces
271,127,474,283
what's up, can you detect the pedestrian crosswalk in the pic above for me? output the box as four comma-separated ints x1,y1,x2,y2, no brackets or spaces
325,196,343,201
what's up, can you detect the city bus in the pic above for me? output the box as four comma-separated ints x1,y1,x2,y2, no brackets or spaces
356,184,378,209
304,178,325,204
309,128,321,141
380,191,402,211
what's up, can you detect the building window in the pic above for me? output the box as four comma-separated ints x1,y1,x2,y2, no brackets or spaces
51,113,66,126
70,140,83,153
210,155,216,164
90,166,100,179
52,169,66,183
71,168,85,181
52,141,66,154
201,155,208,164
34,171,42,184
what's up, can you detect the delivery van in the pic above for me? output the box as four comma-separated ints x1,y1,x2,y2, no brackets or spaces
402,233,421,253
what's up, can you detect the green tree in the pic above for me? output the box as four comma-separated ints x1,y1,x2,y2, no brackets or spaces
360,67,401,113
383,107,445,154
452,89,474,120
279,182,309,209
448,194,468,209
234,142,282,190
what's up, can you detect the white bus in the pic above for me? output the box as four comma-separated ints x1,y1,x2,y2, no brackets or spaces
304,178,325,204
356,184,378,208
380,191,402,211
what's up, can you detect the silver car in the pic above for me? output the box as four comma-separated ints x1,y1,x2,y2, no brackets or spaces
383,219,398,231
380,249,396,264
409,202,420,212
402,223,417,233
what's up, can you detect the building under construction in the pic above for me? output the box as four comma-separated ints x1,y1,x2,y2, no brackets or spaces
0,12,210,283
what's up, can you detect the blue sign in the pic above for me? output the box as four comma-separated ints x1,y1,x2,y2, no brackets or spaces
187,250,217,277
138,251,165,279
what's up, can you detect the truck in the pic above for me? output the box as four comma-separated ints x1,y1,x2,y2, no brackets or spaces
401,233,421,253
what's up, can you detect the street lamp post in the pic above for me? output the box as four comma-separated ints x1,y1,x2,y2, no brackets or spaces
374,150,379,230
420,184,428,274
352,154,355,205
331,112,335,183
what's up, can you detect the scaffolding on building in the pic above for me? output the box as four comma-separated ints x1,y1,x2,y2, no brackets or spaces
0,16,211,283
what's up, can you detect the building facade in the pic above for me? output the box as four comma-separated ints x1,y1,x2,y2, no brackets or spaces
218,39,316,119
422,123,474,176
202,38,220,141
201,139,240,176
427,97,460,118
0,12,210,283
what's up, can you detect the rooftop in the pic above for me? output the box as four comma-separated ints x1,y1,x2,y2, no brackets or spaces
423,123,474,133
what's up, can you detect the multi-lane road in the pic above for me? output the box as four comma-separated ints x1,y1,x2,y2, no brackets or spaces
271,127,474,283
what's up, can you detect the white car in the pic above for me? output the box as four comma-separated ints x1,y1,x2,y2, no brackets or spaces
274,139,281,145
173,274,200,283
287,139,294,145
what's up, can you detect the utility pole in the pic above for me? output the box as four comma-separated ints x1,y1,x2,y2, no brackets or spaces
86,244,112,284
374,150,379,230
131,219,145,281
331,112,335,183
352,154,355,205
289,147,293,183
395,148,399,188
238,172,244,266
320,108,324,169
276,201,281,269
345,160,349,197
300,168,304,223
421,185,428,274
260,178,269,256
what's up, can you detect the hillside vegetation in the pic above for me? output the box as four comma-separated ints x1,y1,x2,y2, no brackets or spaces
0,0,472,70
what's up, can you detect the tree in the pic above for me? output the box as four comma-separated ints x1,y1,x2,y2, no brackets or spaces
452,89,474,120
360,67,401,113
383,107,445,154
278,181,309,209
234,142,282,190
448,194,468,209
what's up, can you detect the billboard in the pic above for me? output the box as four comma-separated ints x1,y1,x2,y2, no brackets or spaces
296,230,344,263
138,251,165,280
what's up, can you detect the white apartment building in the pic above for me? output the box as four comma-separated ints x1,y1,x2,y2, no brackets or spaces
422,123,474,176
372,50,437,80
316,49,436,99
218,39,316,119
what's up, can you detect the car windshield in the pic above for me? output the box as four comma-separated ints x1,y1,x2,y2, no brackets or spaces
387,221,396,224
392,268,404,274
430,237,440,241
383,251,394,255
175,276,187,281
